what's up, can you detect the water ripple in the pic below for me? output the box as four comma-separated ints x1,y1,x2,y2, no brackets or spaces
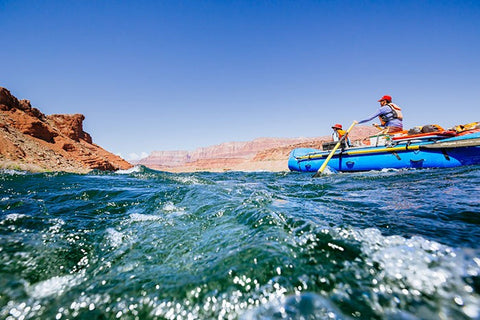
1,165,479,319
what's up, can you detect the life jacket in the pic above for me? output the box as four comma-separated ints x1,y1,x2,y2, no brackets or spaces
336,129,346,139
454,121,480,133
332,129,351,146
390,103,403,120
379,103,402,125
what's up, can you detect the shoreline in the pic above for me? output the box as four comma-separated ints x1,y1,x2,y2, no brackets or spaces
0,159,289,174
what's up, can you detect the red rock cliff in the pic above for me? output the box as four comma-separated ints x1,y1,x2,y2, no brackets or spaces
0,87,132,172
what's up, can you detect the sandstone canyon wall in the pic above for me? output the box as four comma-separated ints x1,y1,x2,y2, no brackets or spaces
0,87,132,173
137,127,377,172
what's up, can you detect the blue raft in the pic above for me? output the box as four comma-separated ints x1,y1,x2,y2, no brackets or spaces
288,131,480,173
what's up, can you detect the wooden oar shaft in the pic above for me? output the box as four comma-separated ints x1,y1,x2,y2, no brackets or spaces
313,121,357,177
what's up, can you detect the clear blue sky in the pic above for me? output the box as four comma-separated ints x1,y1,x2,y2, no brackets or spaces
1,0,479,160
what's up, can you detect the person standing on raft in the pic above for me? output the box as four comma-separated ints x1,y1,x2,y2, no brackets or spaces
356,95,403,133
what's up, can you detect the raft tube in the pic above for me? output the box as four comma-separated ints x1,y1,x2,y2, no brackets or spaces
288,131,480,173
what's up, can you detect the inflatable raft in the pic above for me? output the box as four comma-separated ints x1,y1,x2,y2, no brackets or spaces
288,124,480,173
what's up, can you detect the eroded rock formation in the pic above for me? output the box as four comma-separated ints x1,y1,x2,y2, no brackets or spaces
0,87,132,172
137,127,377,172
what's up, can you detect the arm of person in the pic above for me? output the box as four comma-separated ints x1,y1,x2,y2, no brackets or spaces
357,109,382,124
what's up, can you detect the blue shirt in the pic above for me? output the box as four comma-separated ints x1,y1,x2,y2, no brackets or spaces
358,105,403,128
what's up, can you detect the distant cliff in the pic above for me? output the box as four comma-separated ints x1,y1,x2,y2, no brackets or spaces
0,87,132,173
137,127,377,172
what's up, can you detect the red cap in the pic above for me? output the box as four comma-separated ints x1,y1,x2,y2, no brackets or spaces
378,95,392,102
332,123,342,129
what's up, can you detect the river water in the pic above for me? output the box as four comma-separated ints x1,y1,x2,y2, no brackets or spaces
1,166,479,319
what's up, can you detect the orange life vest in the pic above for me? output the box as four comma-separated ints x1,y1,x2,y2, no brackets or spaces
332,129,351,146
336,129,346,139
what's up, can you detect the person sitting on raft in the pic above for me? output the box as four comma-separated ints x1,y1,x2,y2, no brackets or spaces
331,123,351,146
356,95,403,133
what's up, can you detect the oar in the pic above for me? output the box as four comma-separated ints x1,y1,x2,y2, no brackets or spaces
313,121,357,177
372,123,388,135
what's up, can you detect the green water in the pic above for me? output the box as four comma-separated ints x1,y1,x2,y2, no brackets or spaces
1,166,479,319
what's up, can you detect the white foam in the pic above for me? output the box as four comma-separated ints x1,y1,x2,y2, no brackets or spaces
349,228,480,316
128,202,186,223
241,292,346,320
27,273,81,299
48,218,65,233
162,202,187,216
0,169,27,175
106,228,125,248
172,175,204,185
162,202,178,212
322,166,338,175
1,213,27,223
116,166,142,174
379,168,400,173
129,213,163,222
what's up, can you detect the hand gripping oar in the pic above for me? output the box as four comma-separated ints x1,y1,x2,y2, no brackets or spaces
313,121,357,177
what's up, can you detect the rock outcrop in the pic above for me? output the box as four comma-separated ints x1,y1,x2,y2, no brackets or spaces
137,127,377,172
0,87,132,173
